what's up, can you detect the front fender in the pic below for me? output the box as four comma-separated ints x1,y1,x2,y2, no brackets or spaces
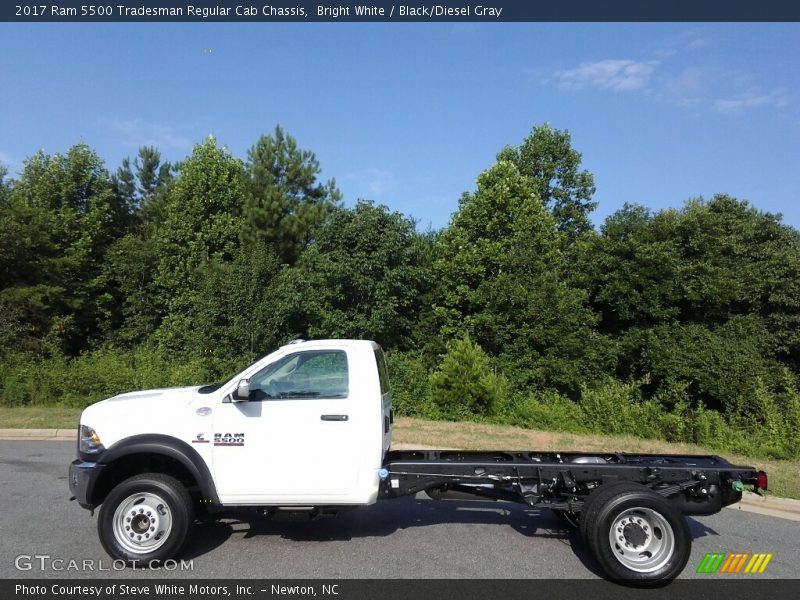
95,434,220,505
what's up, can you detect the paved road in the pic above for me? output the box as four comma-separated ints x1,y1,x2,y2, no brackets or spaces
1,441,796,579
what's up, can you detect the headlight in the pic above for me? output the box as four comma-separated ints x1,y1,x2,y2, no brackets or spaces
79,425,105,455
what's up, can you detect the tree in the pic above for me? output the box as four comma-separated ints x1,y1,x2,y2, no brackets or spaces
429,334,509,419
573,203,684,333
154,137,247,354
99,148,175,347
579,195,800,416
244,126,341,264
111,157,136,217
268,201,431,348
112,146,174,224
97,232,161,347
583,196,800,368
0,144,119,354
433,161,609,395
498,124,596,241
134,146,172,202
180,246,283,376
0,164,10,208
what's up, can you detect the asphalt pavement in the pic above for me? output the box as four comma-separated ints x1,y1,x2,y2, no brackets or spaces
1,441,797,579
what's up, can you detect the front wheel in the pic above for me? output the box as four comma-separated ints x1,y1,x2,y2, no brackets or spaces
98,473,193,566
581,483,691,586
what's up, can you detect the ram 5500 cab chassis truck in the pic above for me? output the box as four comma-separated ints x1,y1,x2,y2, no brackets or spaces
69,339,766,586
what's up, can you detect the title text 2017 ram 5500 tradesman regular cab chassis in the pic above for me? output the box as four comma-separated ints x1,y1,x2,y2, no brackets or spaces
69,339,767,586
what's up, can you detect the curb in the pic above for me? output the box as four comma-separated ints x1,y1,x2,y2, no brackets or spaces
732,491,800,522
1,433,798,521
0,428,76,440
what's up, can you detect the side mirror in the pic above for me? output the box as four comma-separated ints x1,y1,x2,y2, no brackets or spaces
232,379,251,402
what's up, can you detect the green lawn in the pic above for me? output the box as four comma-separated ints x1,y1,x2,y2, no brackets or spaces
0,406,81,429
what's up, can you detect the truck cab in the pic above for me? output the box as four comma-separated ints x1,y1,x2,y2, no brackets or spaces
73,339,391,508
70,340,391,566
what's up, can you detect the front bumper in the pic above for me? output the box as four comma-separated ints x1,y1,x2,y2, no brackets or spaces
68,459,105,510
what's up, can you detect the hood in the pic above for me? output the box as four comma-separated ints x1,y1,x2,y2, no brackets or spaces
107,385,204,404
80,385,206,432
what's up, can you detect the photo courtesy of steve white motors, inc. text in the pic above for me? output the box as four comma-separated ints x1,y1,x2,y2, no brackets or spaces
14,583,336,597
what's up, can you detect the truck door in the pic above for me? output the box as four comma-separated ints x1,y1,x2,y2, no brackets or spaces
211,348,362,503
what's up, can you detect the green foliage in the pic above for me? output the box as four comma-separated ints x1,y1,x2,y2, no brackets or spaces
583,196,800,369
244,126,341,265
579,377,645,435
432,160,609,395
0,347,212,408
271,201,431,348
179,246,283,375
429,335,510,420
2,125,800,462
154,137,247,354
112,146,174,222
97,232,160,346
0,144,121,354
628,317,773,414
499,390,587,433
384,350,434,418
497,123,597,240
0,164,10,207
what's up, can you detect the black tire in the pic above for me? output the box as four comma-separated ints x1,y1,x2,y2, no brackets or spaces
581,482,691,587
98,473,193,566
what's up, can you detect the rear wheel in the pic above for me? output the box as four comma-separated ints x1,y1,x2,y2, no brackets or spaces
98,473,193,566
581,482,690,586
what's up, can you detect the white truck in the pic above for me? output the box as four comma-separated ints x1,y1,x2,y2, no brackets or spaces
69,339,766,586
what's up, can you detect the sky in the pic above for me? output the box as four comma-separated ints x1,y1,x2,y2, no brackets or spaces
1,22,798,231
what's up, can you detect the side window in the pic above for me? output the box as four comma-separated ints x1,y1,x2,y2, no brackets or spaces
374,347,390,395
249,350,349,399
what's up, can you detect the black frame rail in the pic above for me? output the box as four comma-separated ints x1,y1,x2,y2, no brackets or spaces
380,449,760,513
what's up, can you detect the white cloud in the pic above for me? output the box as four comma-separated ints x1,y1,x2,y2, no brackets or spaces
552,59,658,92
713,89,792,115
100,118,193,150
549,54,793,118
346,168,395,197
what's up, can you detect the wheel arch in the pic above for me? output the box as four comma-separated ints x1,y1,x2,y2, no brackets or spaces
90,434,219,507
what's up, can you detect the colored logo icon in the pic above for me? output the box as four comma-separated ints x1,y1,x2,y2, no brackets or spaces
696,552,773,574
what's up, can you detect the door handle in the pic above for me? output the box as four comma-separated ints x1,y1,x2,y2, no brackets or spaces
321,414,349,421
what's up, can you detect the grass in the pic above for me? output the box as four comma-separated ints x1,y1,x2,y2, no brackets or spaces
0,406,81,429
392,417,800,500
1,407,797,500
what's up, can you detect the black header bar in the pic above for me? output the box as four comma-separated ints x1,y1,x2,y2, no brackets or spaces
3,1,800,23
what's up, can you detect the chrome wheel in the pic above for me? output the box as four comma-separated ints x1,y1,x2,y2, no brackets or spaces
112,492,173,555
608,506,675,573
